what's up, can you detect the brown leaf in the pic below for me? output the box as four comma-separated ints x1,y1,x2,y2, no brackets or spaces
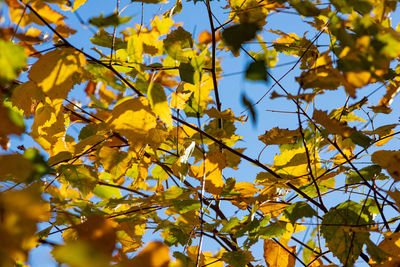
126,241,170,267
259,127,300,146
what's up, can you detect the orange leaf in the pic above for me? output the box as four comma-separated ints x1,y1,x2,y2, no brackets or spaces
74,216,117,256
199,30,212,44
128,241,170,267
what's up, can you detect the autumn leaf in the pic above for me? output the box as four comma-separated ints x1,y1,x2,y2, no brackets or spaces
313,109,354,137
263,239,296,267
126,241,170,267
28,48,86,100
0,186,50,265
11,80,44,118
371,150,400,179
107,97,157,144
259,127,300,146
0,39,26,85
189,151,226,196
148,83,173,127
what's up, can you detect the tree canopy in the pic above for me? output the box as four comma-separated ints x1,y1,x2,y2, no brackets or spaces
1,0,400,266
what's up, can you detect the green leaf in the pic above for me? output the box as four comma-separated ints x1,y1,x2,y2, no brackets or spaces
302,239,320,265
220,217,240,233
241,93,257,124
90,29,126,49
259,221,287,239
163,186,185,200
89,12,132,28
93,184,121,199
290,0,321,16
233,218,262,238
366,239,388,264
221,23,260,54
350,131,372,148
345,165,388,184
78,124,98,141
245,60,267,81
163,26,193,59
171,199,200,213
52,242,109,267
179,62,197,84
0,40,26,85
283,201,317,224
59,165,97,196
222,251,254,267
163,226,190,246
321,200,373,266
173,252,195,266
37,226,53,240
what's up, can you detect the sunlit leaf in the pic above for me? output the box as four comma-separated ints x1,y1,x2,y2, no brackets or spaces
28,48,86,100
163,26,192,59
72,0,87,11
189,151,226,196
148,83,173,127
0,40,26,85
107,97,157,145
126,241,170,266
263,239,296,267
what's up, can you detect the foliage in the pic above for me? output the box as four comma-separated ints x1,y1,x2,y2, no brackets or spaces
1,0,400,266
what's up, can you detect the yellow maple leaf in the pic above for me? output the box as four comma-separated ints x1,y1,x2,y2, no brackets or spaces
98,146,133,179
230,0,268,26
30,98,68,155
231,182,260,209
263,239,296,267
72,0,88,11
189,151,226,196
107,97,157,145
148,83,173,127
28,1,65,26
28,47,86,100
272,147,319,186
170,83,192,110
